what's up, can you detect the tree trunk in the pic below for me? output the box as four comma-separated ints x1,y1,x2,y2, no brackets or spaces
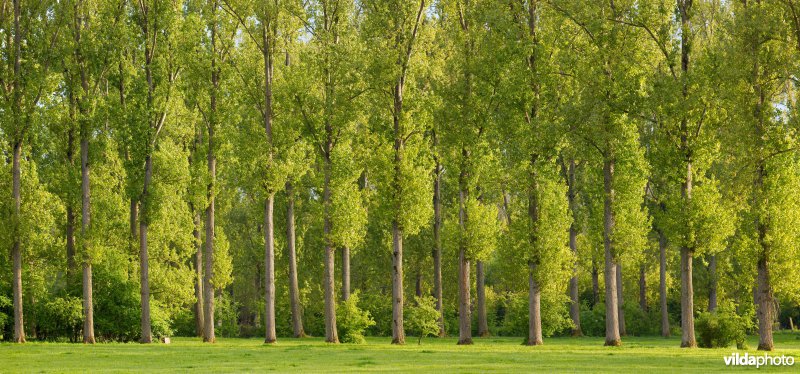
264,195,276,343
391,220,405,344
341,247,351,302
286,182,305,338
139,155,153,344
603,157,621,346
639,265,647,312
193,212,204,337
756,238,774,350
322,160,338,343
457,177,472,345
616,262,626,336
458,247,472,345
204,32,219,342
567,159,581,336
12,141,25,343
432,130,444,337
680,247,696,347
80,131,95,344
526,262,543,346
477,260,489,337
659,231,670,337
708,255,717,312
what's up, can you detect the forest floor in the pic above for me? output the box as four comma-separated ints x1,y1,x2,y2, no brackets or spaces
2,333,799,373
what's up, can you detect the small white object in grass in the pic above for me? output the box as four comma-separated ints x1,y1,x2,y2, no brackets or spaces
161,337,171,344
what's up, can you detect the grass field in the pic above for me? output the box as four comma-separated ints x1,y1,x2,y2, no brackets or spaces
2,333,799,373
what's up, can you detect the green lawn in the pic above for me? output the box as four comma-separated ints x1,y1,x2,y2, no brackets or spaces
2,334,799,373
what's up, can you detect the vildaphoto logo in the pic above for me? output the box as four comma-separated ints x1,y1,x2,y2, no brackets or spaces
723,352,795,368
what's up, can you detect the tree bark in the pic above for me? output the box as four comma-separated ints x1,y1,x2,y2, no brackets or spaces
286,182,305,338
477,260,489,337
526,262,543,346
12,141,25,343
566,159,581,336
341,247,351,302
264,195,276,343
432,129,444,337
139,155,153,344
708,255,717,312
80,128,95,344
603,157,621,346
457,247,472,345
616,262,626,336
679,247,696,347
193,212,204,337
659,231,670,337
322,159,338,343
457,177,472,345
756,227,774,350
391,220,405,344
204,18,219,343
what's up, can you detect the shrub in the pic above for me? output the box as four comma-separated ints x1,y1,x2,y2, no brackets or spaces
579,303,606,337
337,292,375,343
35,296,82,341
406,296,440,344
497,291,572,337
360,292,392,336
696,303,753,349
0,295,10,339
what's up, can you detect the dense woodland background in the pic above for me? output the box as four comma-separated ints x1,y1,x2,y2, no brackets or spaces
2,0,800,351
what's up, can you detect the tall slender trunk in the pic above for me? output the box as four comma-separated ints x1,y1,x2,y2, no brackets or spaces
12,141,25,343
639,265,647,312
526,262,543,345
432,130,444,337
457,246,472,345
659,232,670,337
708,255,717,312
603,157,621,346
264,195,276,343
679,247,695,347
477,260,489,337
341,247,351,302
80,128,95,344
322,158,338,343
566,159,581,336
616,262,626,336
286,182,305,337
139,155,153,344
457,168,472,345
391,220,405,344
678,0,696,349
756,255,774,351
193,212,204,337
204,5,219,344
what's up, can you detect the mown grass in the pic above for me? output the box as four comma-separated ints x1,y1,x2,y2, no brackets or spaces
1,333,799,373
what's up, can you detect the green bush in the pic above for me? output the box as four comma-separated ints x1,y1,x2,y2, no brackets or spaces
579,303,606,337
215,292,240,338
406,296,440,344
0,295,10,339
337,292,375,344
497,292,572,337
35,296,82,341
696,304,753,349
360,292,392,336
